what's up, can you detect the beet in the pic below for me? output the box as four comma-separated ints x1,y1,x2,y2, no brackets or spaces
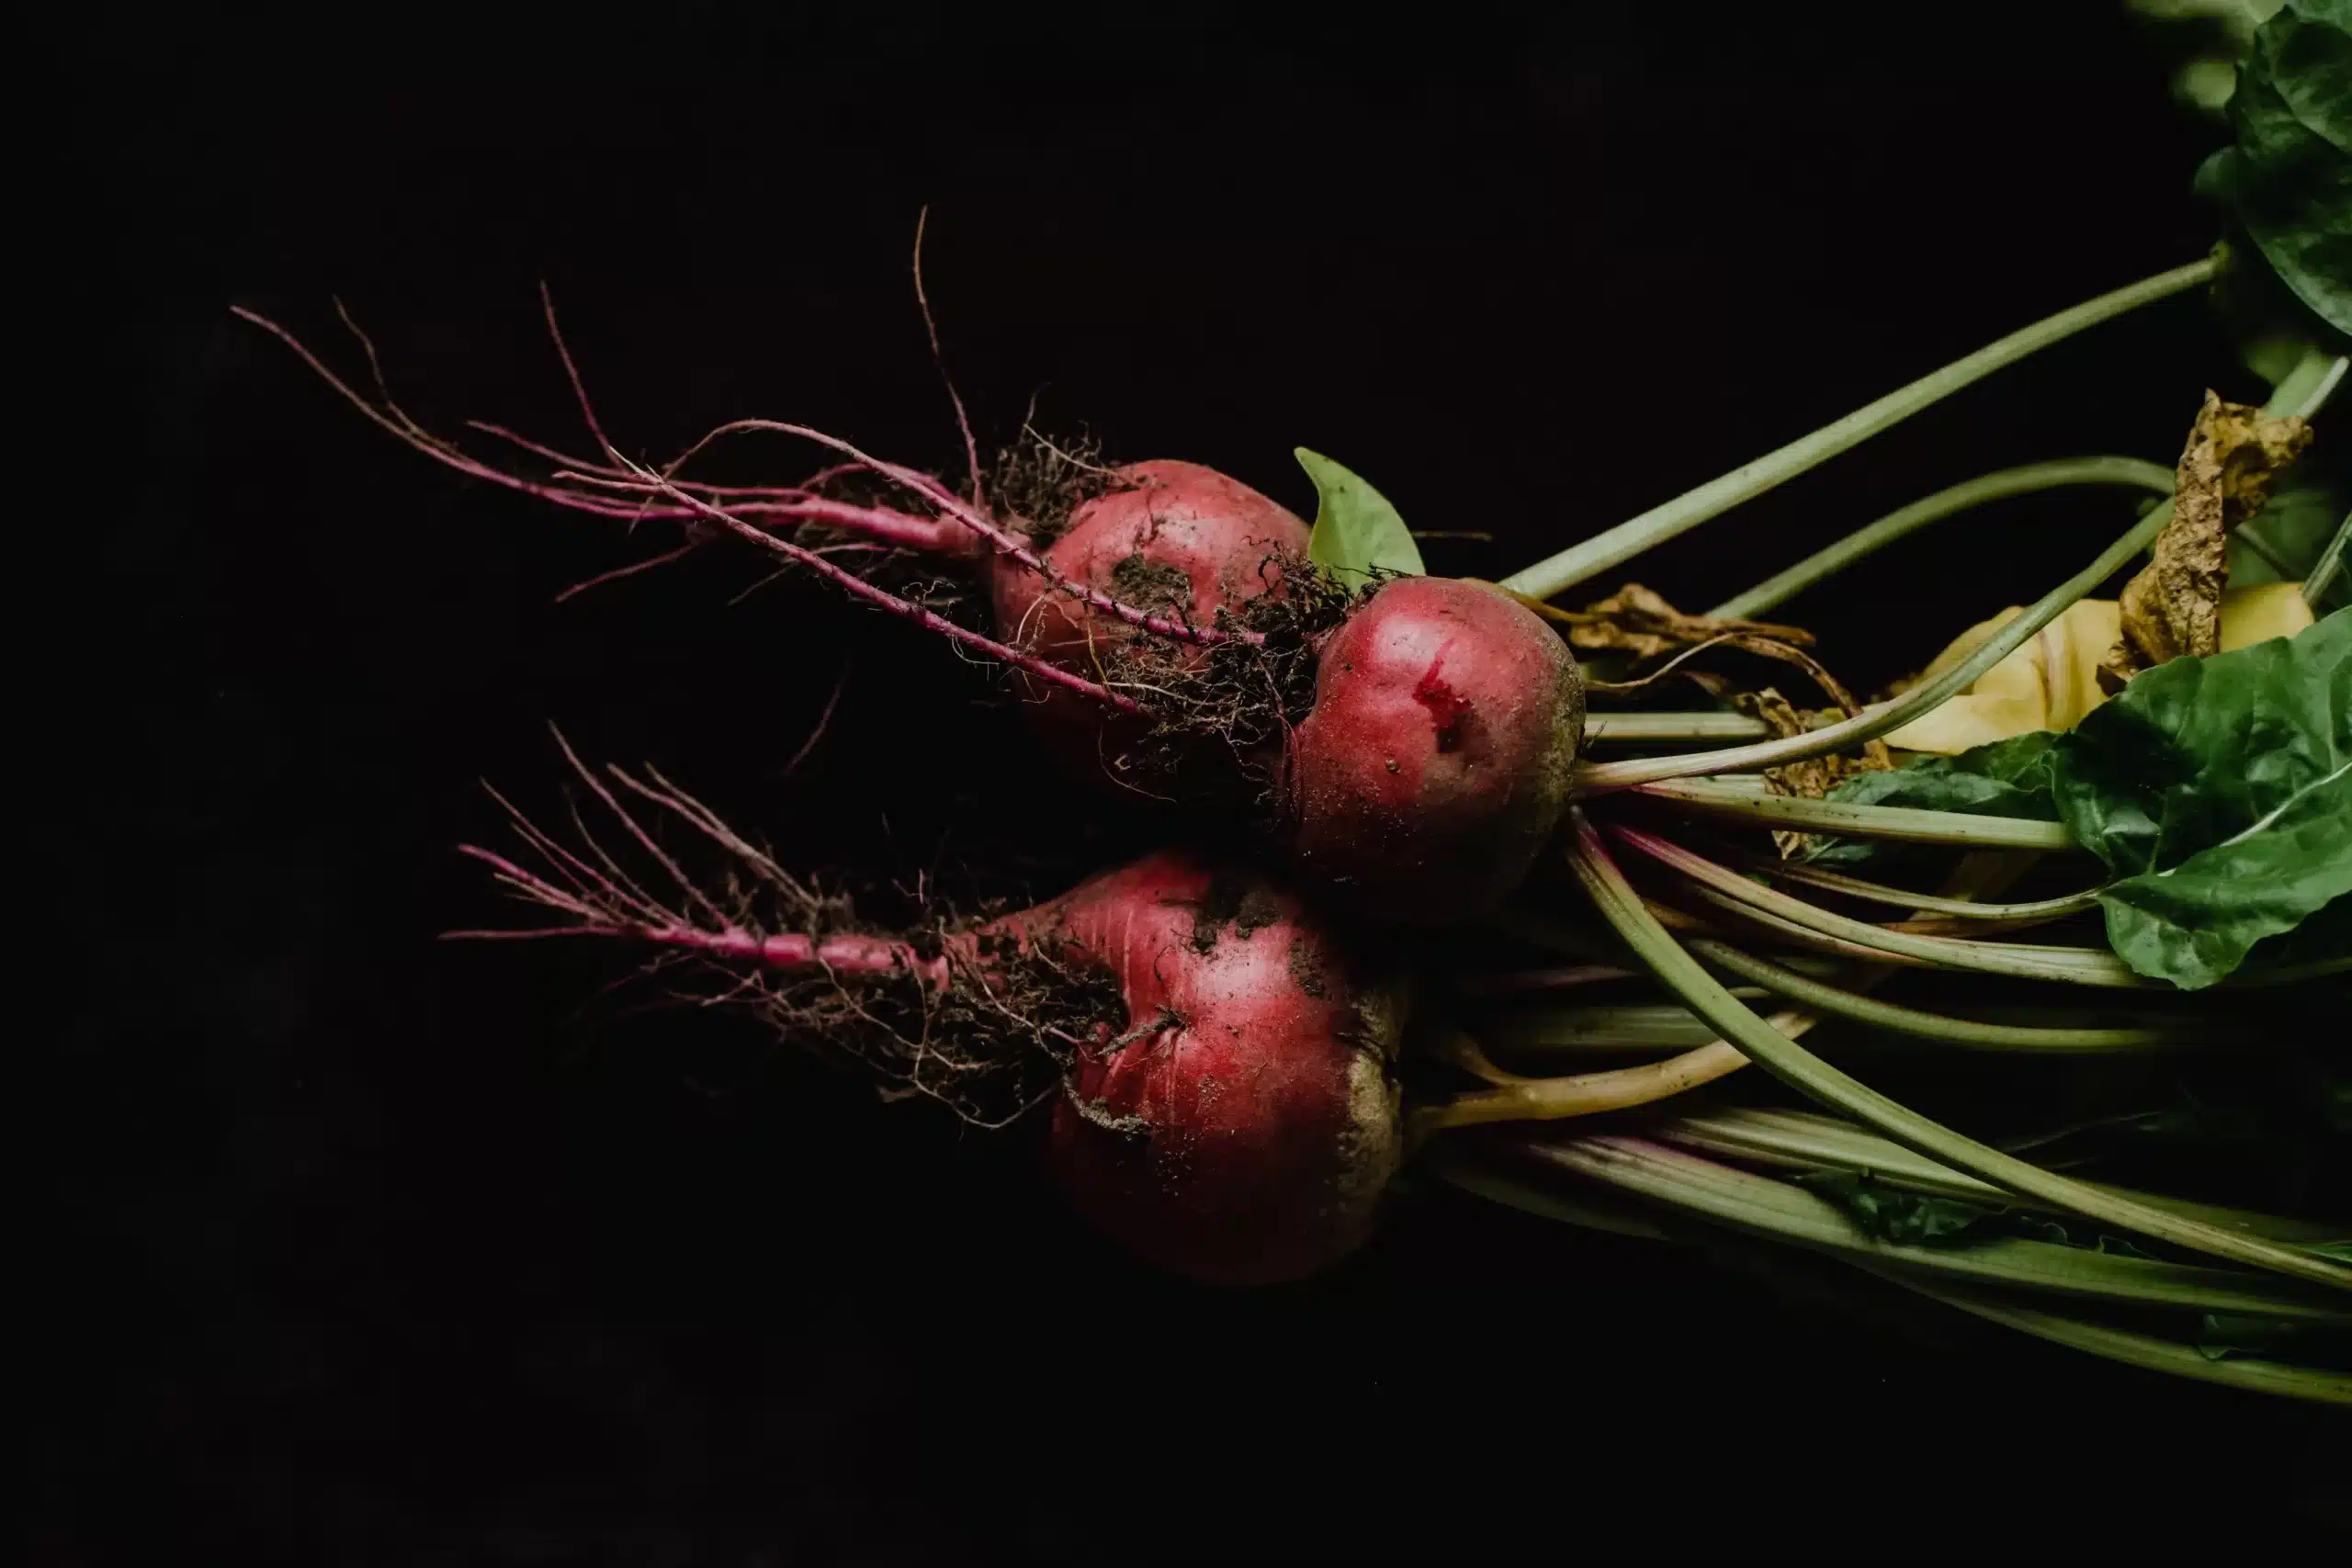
1282,577,1585,924
986,459,1312,792
459,760,1411,1287
1023,851,1408,1286
243,303,1581,924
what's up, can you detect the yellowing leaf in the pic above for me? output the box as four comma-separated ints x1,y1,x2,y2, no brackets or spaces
1883,600,2120,754
2218,579,2318,649
1881,586,2312,754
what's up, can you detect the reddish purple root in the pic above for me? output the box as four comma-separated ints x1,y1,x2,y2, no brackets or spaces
232,295,1247,655
451,852,933,978
446,726,946,986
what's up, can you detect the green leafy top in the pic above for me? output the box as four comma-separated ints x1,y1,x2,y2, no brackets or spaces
2196,0,2352,343
1796,1170,2161,1257
1802,733,2061,869
1295,447,1427,583
1818,610,2351,987
2054,605,2351,987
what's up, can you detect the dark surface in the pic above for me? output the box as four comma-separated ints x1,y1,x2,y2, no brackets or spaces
50,6,2350,1562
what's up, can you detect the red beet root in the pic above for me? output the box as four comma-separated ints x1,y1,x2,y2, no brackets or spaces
1283,577,1585,925
987,459,1311,788
1028,851,1408,1286
243,300,1580,923
459,751,1409,1287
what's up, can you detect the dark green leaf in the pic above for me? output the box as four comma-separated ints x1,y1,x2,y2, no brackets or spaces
1804,733,2062,868
2203,0,2352,338
2197,1311,2308,1360
2051,608,2352,987
1295,447,1426,582
1797,1171,1992,1244
1796,1171,2161,1258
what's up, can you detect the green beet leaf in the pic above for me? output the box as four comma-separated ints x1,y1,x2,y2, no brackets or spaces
2199,0,2352,339
1797,1172,2157,1257
1295,447,1426,583
1805,732,2062,869
2052,607,2352,987
1796,1171,1996,1246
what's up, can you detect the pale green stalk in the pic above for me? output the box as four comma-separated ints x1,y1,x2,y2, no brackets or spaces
1620,828,2149,987
1561,812,2352,1290
1649,1106,2346,1243
1423,1144,2352,1403
2306,511,2352,609
1501,259,2219,600
1577,355,2338,792
1741,855,2106,919
1516,1134,2348,1320
1709,457,2175,621
1623,778,2078,850
1687,940,2208,1048
1858,1270,2352,1404
1480,1002,1741,1055
1582,712,1772,747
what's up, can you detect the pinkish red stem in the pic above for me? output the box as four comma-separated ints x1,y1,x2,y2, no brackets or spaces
526,287,1238,648
237,299,1247,653
661,417,1256,647
606,450,1151,715
451,845,946,981
232,304,966,550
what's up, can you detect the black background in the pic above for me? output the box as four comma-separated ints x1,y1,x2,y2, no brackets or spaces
49,5,2351,1562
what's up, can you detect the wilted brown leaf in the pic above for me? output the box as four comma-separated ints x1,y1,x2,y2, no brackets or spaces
2100,389,2312,692
1556,582,1815,660
1732,688,1894,857
1563,582,1876,716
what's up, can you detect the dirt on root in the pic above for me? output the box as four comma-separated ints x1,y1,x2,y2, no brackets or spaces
1110,552,1193,613
746,918,1129,1130
985,426,1122,548
1105,555,1369,807
1185,869,1287,954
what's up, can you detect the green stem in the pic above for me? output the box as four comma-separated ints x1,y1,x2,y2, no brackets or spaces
1709,457,2175,621
1620,827,2148,987
1499,258,2219,601
1740,855,2106,919
2277,351,2348,421
1411,1035,1765,1133
2234,519,2301,581
1582,712,1772,747
1424,1145,2352,1403
1580,504,2173,790
1481,1002,1752,1055
1577,355,2338,794
1856,1269,2352,1404
1560,811,2352,1290
1624,777,2079,850
2305,511,2352,611
1649,1106,2350,1244
1516,1134,2349,1320
1688,940,2208,1050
